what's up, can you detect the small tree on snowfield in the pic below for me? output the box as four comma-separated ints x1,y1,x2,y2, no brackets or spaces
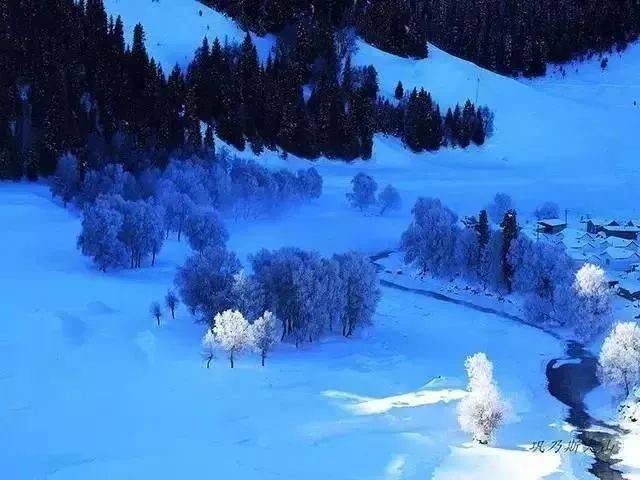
458,353,506,444
150,301,162,326
213,310,249,368
202,329,216,368
165,290,179,319
346,173,377,211
249,311,280,366
378,184,401,215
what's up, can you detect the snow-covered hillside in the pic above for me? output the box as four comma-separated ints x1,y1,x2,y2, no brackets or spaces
104,0,275,68
106,0,640,222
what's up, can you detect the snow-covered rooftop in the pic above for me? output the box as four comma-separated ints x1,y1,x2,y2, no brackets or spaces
537,218,566,226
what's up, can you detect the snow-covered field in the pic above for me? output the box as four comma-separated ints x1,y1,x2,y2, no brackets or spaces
1,184,571,479
3,0,640,478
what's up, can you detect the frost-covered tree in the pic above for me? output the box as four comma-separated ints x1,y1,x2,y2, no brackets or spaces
175,246,241,321
78,164,138,206
230,270,266,322
77,196,127,271
335,252,380,337
455,228,480,279
401,197,459,276
184,207,228,252
322,258,347,334
117,199,165,268
572,263,612,338
486,192,513,223
599,322,640,397
346,172,377,211
213,309,250,368
165,289,179,319
202,328,216,368
139,201,165,266
50,152,79,207
534,201,560,220
249,311,280,366
138,167,161,199
156,180,195,240
250,248,377,344
458,353,506,444
509,237,573,326
378,184,401,215
150,301,162,326
162,160,211,206
478,231,503,291
250,248,324,345
296,168,323,199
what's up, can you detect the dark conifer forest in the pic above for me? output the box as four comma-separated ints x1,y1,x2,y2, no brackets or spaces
206,0,640,75
0,0,492,180
4,0,636,179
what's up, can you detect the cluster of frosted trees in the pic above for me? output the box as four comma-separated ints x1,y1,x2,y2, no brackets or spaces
202,309,280,368
77,194,166,271
346,173,401,215
400,197,612,337
458,353,506,444
53,152,322,270
175,247,380,349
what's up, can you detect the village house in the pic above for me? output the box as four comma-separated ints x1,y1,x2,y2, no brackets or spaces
586,218,640,239
536,218,567,234
601,225,640,240
600,247,640,270
617,278,640,301
586,218,619,234
605,237,640,250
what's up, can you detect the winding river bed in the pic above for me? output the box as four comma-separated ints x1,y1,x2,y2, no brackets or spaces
372,253,627,479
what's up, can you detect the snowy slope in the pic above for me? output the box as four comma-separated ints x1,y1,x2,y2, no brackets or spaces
105,0,640,220
104,0,275,69
525,42,640,109
0,184,570,480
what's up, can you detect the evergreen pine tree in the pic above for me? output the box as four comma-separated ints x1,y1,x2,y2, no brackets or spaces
500,209,518,292
394,81,404,100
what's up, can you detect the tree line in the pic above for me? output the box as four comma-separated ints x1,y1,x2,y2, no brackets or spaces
205,0,640,76
0,0,491,181
400,194,613,338
55,151,322,271
176,247,380,347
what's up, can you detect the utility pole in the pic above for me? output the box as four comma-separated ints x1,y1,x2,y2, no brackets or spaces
475,76,480,104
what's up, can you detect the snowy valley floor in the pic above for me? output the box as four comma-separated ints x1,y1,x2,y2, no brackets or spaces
1,184,582,479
